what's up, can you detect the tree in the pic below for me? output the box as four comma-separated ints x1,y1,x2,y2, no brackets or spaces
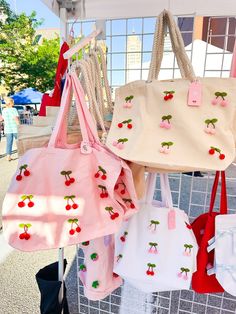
0,3,60,93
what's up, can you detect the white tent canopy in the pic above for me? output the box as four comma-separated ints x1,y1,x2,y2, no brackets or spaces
41,0,236,21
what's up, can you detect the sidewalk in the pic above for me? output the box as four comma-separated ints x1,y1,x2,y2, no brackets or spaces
0,137,78,314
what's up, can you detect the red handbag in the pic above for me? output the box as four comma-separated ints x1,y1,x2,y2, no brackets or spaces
191,171,227,293
39,41,69,116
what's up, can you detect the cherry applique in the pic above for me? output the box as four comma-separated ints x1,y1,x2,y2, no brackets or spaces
208,146,225,160
117,119,133,129
82,241,90,246
177,267,190,280
122,198,135,209
98,185,109,198
94,166,107,180
211,92,229,107
148,242,158,254
79,264,87,272
105,206,119,220
163,90,175,101
120,231,128,242
116,254,123,262
149,220,160,232
204,118,218,135
183,244,193,256
92,280,99,288
123,95,134,108
115,181,127,195
18,195,34,208
68,218,81,235
16,164,31,181
60,170,75,186
112,138,128,150
90,253,99,261
19,223,31,240
159,141,174,154
160,115,172,129
146,263,156,276
64,195,78,210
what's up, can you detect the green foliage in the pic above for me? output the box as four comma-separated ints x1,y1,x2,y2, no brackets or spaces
0,6,59,93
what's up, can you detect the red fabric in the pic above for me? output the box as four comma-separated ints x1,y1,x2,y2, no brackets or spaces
39,42,69,116
191,171,227,293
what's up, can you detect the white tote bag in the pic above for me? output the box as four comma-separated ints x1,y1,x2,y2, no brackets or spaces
114,173,198,292
207,213,236,296
106,10,236,172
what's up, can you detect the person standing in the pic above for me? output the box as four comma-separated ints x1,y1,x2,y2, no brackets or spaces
2,97,19,161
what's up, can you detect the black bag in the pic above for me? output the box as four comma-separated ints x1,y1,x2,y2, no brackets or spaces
36,259,69,314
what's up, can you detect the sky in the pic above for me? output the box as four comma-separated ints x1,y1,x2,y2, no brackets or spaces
7,0,60,28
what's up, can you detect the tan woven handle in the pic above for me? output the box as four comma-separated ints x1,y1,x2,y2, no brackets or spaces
148,10,196,82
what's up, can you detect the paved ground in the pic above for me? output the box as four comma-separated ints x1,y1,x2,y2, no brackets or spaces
0,137,78,314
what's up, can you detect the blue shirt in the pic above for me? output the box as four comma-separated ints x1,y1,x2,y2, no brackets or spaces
2,108,19,134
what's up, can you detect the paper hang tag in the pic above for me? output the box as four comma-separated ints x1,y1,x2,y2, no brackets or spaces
168,209,176,230
188,81,202,107
80,141,92,154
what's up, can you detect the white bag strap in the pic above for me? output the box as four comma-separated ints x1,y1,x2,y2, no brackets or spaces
144,173,157,204
144,173,173,208
148,9,196,82
160,173,173,208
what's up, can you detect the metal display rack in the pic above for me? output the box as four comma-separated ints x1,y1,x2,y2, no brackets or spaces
57,13,236,313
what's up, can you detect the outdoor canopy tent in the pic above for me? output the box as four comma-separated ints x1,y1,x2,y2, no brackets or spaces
11,88,43,105
41,0,236,21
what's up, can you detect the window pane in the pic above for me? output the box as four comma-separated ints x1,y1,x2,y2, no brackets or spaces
204,71,221,77
112,19,126,35
142,69,149,80
127,70,141,83
178,17,194,31
143,17,156,34
223,54,233,70
205,54,223,70
159,69,174,80
142,52,151,69
112,53,126,70
111,36,126,53
143,34,154,52
127,52,141,69
112,70,125,86
127,18,142,34
81,21,95,36
127,34,142,52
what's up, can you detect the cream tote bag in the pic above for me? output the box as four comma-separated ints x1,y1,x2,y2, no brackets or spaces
114,173,198,293
106,10,236,172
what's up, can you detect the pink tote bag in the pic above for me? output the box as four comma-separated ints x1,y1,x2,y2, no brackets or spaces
2,72,138,251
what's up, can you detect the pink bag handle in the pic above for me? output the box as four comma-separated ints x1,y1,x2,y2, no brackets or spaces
48,72,100,148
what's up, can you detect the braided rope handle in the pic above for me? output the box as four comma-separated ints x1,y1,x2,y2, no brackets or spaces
90,51,106,118
79,59,107,136
96,46,113,113
148,10,196,82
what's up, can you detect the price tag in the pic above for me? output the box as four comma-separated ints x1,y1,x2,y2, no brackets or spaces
80,141,92,154
188,81,202,107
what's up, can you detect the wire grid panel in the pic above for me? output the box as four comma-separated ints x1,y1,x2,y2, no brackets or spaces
75,15,236,314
